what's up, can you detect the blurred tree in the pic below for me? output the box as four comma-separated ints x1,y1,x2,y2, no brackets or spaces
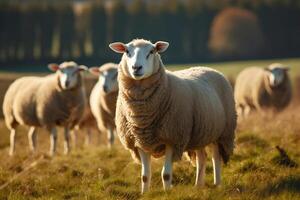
73,1,92,58
126,0,147,41
0,7,9,61
160,0,186,62
91,3,107,57
0,0,300,65
183,0,216,61
104,0,128,60
256,2,300,58
57,4,75,59
209,7,264,59
145,2,164,41
110,0,127,42
38,4,55,59
20,5,36,60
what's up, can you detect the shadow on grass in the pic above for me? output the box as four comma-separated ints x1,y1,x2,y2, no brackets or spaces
104,185,140,200
260,175,300,197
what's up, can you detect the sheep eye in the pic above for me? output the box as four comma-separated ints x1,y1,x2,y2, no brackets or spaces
126,50,131,57
146,50,154,59
113,73,118,79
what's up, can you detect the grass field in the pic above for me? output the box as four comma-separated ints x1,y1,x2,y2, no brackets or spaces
0,58,299,199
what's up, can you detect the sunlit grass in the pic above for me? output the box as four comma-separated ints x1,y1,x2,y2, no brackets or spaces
167,57,300,79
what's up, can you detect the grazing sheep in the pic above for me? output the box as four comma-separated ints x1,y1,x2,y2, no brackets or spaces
89,63,119,148
234,63,292,118
109,39,237,193
3,61,87,156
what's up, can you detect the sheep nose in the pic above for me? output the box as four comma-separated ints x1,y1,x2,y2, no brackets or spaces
132,65,142,72
65,80,70,87
103,85,108,93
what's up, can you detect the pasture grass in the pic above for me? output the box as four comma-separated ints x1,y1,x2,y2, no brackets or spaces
0,108,299,199
0,58,299,199
168,57,300,83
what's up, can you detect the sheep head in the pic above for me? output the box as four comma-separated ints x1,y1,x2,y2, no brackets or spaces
48,61,87,90
109,39,169,80
89,63,118,93
265,63,290,87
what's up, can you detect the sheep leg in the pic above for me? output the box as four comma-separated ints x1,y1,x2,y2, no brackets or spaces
107,128,114,148
212,144,222,186
49,127,57,156
243,105,251,118
28,126,37,152
138,148,151,194
9,128,16,156
195,149,207,187
237,105,244,120
70,129,77,149
63,127,70,155
84,128,91,146
162,145,173,190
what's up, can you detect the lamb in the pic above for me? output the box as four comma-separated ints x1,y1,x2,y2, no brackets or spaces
89,63,119,148
2,61,87,156
109,39,237,193
234,63,292,118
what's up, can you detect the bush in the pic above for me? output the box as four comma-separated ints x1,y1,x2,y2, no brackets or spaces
209,7,264,59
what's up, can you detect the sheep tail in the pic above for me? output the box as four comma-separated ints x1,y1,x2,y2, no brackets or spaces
218,142,230,164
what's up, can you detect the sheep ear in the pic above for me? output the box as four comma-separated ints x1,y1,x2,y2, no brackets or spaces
283,66,290,71
109,42,127,53
154,41,169,53
77,65,88,71
264,67,271,72
48,63,60,72
89,67,101,76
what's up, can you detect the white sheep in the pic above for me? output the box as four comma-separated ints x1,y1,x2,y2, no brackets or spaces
109,39,237,193
234,63,292,118
89,63,118,148
2,61,87,156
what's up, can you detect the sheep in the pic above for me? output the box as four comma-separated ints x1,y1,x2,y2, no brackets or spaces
234,63,292,118
109,39,237,193
2,61,87,156
89,63,119,148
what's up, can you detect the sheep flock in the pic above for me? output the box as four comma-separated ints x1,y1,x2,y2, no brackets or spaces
1,39,293,194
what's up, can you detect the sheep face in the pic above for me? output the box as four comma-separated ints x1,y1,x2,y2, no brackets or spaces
48,62,87,90
266,64,290,87
109,39,169,80
99,69,118,93
90,67,118,93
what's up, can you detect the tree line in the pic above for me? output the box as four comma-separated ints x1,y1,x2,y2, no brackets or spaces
1,0,300,68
